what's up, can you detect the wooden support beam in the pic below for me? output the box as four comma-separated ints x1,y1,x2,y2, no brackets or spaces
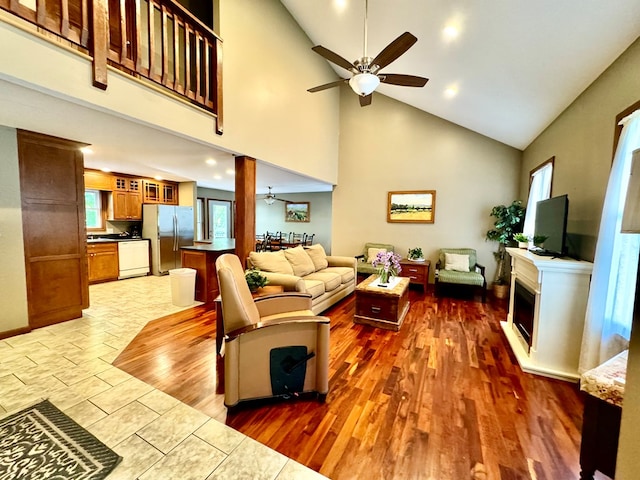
91,0,108,89
234,156,256,266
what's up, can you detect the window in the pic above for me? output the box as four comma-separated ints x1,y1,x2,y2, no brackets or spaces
580,107,640,371
207,199,232,239
522,157,554,237
85,190,103,230
196,197,205,240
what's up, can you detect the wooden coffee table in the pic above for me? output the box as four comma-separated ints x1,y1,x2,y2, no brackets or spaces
354,275,410,331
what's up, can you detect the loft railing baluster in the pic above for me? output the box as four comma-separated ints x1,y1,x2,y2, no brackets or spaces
80,0,88,46
61,0,69,37
161,5,168,85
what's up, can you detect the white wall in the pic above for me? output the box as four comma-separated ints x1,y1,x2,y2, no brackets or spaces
0,126,29,333
0,0,340,185
332,87,522,283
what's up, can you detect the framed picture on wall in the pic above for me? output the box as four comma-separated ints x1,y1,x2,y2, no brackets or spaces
285,202,310,222
387,190,436,223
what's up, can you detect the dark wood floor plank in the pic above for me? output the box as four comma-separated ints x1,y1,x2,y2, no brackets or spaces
113,289,585,479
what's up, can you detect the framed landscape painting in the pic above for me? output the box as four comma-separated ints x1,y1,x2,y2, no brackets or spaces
387,190,436,223
285,202,310,222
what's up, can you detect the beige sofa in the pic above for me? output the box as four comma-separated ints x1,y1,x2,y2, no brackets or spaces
248,245,356,314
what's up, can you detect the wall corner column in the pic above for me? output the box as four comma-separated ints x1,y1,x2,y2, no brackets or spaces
234,156,256,265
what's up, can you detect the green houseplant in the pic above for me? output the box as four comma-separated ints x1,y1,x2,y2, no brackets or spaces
245,268,268,293
513,233,529,248
486,200,526,297
407,247,424,261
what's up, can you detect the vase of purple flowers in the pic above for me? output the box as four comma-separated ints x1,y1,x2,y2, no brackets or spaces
372,251,402,284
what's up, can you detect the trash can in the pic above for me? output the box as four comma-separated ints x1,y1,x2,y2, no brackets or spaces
169,268,196,307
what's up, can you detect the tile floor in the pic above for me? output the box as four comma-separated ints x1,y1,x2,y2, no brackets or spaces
0,275,326,480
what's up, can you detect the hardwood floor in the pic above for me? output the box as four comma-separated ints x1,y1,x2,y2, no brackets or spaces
114,288,587,479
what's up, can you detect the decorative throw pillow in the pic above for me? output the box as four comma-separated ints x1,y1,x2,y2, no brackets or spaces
367,248,387,263
445,253,470,272
305,244,329,271
249,250,294,275
284,246,315,277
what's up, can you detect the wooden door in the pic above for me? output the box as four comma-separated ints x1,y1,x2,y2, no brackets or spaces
18,130,89,329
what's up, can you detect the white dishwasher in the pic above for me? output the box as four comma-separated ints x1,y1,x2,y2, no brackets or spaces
118,240,150,279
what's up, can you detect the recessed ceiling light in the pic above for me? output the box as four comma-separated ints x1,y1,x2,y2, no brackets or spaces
100,168,111,173
206,158,217,165
154,175,163,181
80,147,93,154
213,174,222,180
333,0,347,11
443,25,459,41
444,86,458,98
225,169,234,175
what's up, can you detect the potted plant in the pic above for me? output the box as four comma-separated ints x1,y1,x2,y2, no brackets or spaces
245,268,268,293
486,200,526,299
513,233,529,249
407,247,424,261
533,235,548,248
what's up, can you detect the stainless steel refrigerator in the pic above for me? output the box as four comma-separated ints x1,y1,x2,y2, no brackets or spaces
142,204,194,275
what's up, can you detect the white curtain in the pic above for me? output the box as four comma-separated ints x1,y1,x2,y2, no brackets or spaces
579,110,640,372
523,163,553,237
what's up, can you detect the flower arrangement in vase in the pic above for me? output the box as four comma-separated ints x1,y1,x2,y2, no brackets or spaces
372,251,402,284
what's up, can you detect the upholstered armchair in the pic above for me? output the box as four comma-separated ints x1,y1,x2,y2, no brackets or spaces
434,248,487,303
355,242,395,277
215,254,330,408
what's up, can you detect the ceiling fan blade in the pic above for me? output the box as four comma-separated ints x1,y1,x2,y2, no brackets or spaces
307,79,348,93
359,94,373,107
379,74,429,87
311,46,356,71
371,32,418,70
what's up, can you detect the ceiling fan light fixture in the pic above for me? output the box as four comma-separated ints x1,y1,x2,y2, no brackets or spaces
264,196,276,205
349,73,380,96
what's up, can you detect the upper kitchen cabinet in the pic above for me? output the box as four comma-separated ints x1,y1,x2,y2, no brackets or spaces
84,169,112,190
143,180,178,205
112,175,142,220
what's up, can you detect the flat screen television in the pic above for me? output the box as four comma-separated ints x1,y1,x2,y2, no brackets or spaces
533,194,569,256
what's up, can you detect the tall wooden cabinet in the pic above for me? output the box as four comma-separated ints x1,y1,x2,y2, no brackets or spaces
18,130,89,329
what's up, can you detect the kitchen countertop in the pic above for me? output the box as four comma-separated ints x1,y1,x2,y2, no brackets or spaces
180,239,235,252
87,237,149,244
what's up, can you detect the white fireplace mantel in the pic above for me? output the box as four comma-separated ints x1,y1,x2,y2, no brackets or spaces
501,247,594,381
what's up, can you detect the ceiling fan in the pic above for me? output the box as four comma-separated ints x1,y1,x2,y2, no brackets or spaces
307,0,428,107
263,186,291,205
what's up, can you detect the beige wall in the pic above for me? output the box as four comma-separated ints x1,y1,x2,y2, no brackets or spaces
520,37,640,479
256,192,333,254
218,0,340,183
0,126,28,332
521,37,640,261
0,0,339,185
332,87,522,283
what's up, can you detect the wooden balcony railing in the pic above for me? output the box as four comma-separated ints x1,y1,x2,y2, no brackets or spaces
0,0,222,134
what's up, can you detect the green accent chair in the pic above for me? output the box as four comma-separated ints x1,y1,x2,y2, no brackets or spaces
435,248,487,302
355,242,395,277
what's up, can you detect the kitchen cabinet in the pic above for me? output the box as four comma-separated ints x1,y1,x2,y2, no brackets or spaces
112,176,142,220
84,169,113,190
87,242,119,284
143,179,178,205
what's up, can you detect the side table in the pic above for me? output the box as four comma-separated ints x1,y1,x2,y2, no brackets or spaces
400,259,430,292
214,285,284,354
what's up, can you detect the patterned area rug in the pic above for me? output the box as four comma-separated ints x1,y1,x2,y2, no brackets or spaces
0,399,122,479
